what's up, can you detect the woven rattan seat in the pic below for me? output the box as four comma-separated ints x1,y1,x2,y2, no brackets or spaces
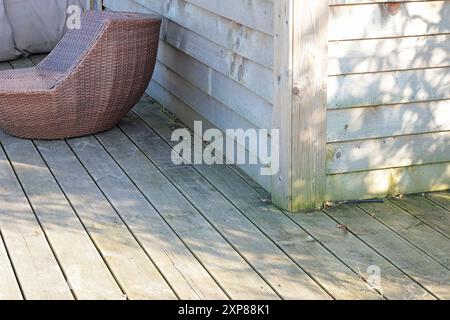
0,11,161,139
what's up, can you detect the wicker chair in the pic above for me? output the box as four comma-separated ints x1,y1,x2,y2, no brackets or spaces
0,11,161,139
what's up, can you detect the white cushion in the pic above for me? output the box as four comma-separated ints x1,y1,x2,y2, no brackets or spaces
0,0,19,61
0,0,85,61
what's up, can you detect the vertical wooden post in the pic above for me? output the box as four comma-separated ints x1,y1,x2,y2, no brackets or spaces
272,0,329,212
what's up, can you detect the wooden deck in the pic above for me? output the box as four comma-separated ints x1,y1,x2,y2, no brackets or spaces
0,57,449,300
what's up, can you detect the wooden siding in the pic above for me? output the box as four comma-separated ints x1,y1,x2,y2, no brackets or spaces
104,0,273,191
326,0,450,200
105,0,449,206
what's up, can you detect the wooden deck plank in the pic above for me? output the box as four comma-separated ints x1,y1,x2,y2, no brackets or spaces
426,191,450,212
0,58,73,300
120,112,331,300
35,140,177,300
390,195,450,238
133,99,438,300
9,57,34,69
185,168,382,300
67,136,228,300
28,54,47,65
96,128,278,300
145,96,273,199
0,231,22,300
132,99,381,300
0,133,125,300
0,62,11,70
357,201,450,269
323,204,450,299
0,142,73,300
290,210,434,300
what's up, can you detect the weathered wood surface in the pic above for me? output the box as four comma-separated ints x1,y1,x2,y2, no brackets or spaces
152,63,262,137
105,0,273,103
120,112,331,300
326,0,450,201
0,145,72,300
108,0,450,76
329,34,450,75
2,55,450,299
107,0,273,68
131,0,450,39
328,100,450,142
159,20,273,103
326,1,450,201
272,0,329,211
390,195,450,238
323,204,450,299
0,233,21,300
105,0,450,206
156,41,273,130
103,0,275,195
133,98,449,300
328,67,450,109
134,103,383,300
326,162,450,201
426,191,450,211
0,62,11,70
291,210,434,300
182,0,273,35
1,93,449,299
35,140,177,300
329,1,450,40
1,133,125,300
94,129,279,300
145,81,273,191
357,201,450,269
328,131,450,174
67,136,228,300
150,63,267,174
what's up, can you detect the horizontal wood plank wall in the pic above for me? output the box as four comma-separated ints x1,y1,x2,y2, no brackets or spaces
105,0,449,205
327,0,450,200
104,0,274,191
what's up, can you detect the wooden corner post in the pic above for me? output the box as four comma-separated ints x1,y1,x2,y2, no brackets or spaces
272,0,329,212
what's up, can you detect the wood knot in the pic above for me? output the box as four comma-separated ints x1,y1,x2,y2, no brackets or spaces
383,2,401,16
